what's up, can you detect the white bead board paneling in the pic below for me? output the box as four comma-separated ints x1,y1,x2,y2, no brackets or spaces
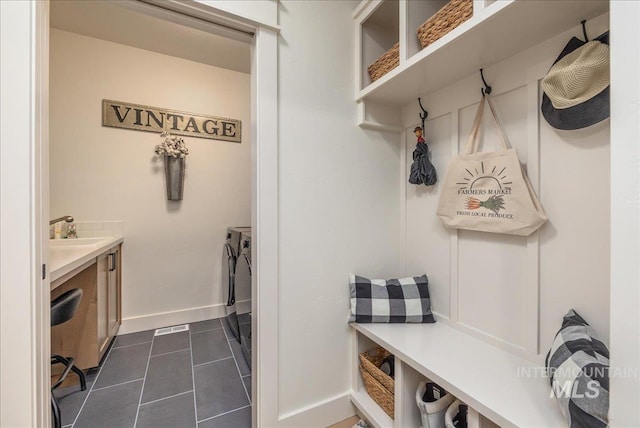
401,13,610,360
457,86,535,354
537,106,611,352
405,111,453,320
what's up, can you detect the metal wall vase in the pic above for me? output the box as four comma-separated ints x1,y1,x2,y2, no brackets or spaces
164,156,185,201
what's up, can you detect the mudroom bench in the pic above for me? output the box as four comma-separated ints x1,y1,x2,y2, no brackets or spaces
350,322,565,428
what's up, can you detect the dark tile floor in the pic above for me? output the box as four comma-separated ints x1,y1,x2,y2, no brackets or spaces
54,317,251,428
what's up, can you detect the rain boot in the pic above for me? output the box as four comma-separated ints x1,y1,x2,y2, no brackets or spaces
416,381,455,428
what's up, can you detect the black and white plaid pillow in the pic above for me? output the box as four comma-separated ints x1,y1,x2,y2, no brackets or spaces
546,309,609,428
349,274,436,323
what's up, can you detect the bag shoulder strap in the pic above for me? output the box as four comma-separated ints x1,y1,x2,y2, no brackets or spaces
485,95,512,151
462,95,485,154
462,95,512,154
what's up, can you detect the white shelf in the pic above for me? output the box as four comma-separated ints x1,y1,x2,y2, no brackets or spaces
357,0,609,106
350,390,394,428
352,322,565,427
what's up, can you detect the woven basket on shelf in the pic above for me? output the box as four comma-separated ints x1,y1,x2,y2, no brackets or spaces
417,0,473,49
367,43,399,83
359,347,395,419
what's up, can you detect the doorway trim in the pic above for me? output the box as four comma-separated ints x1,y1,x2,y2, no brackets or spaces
0,1,279,427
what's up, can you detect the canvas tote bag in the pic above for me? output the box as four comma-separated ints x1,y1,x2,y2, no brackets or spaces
437,95,547,236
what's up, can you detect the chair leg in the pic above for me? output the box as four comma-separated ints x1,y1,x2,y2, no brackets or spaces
51,355,86,391
51,355,65,364
70,364,87,391
51,393,62,428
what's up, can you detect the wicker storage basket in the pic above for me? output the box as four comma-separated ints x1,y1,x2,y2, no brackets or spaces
417,0,473,49
359,347,395,418
367,43,399,83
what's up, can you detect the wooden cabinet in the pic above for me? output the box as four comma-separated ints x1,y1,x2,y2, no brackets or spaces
96,245,121,358
51,244,122,369
107,246,121,341
51,263,100,370
96,252,109,358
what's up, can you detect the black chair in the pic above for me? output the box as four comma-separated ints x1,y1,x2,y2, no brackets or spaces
51,288,86,428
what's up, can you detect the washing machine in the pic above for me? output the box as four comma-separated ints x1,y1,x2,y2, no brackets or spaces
222,227,250,342
234,231,252,369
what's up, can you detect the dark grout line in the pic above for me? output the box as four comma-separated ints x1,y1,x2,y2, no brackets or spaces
91,378,145,392
189,326,224,336
132,332,156,427
192,356,234,368
220,319,251,404
188,324,199,425
111,340,153,350
149,347,191,359
139,389,194,407
196,404,251,424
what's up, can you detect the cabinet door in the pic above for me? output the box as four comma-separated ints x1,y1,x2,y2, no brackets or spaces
107,245,121,338
51,261,100,370
96,252,110,358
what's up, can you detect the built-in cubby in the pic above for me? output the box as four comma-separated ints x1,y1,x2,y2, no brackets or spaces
360,0,399,89
353,0,609,130
351,331,394,428
350,1,614,425
405,0,450,59
395,362,422,428
351,322,565,427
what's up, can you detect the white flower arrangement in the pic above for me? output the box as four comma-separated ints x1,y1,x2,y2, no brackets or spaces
155,131,189,158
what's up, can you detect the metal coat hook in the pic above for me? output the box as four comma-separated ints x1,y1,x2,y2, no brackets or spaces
581,19,589,41
418,97,428,131
480,68,492,96
409,97,437,186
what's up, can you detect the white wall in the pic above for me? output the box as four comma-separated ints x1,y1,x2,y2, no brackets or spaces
1,1,50,426
276,0,402,421
49,29,251,331
609,1,640,425
402,15,610,361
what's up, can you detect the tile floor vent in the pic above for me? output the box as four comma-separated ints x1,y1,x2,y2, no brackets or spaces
154,324,189,336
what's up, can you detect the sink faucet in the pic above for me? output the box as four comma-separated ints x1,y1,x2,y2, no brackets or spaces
50,215,74,225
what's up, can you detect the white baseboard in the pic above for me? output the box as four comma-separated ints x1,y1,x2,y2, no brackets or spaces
277,392,355,428
119,299,251,334
236,299,251,315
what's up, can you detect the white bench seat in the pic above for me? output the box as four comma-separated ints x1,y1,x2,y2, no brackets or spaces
351,322,566,428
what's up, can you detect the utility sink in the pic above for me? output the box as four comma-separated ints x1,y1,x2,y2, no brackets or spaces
49,235,123,284
49,237,108,247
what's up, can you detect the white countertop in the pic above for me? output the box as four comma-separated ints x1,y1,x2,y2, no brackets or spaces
49,236,123,285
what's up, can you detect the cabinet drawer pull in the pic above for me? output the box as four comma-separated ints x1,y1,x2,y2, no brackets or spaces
109,253,117,272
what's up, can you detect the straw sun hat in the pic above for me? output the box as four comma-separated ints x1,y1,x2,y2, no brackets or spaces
541,31,609,130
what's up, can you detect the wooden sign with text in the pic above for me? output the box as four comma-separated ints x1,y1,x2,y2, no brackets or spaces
102,99,241,143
